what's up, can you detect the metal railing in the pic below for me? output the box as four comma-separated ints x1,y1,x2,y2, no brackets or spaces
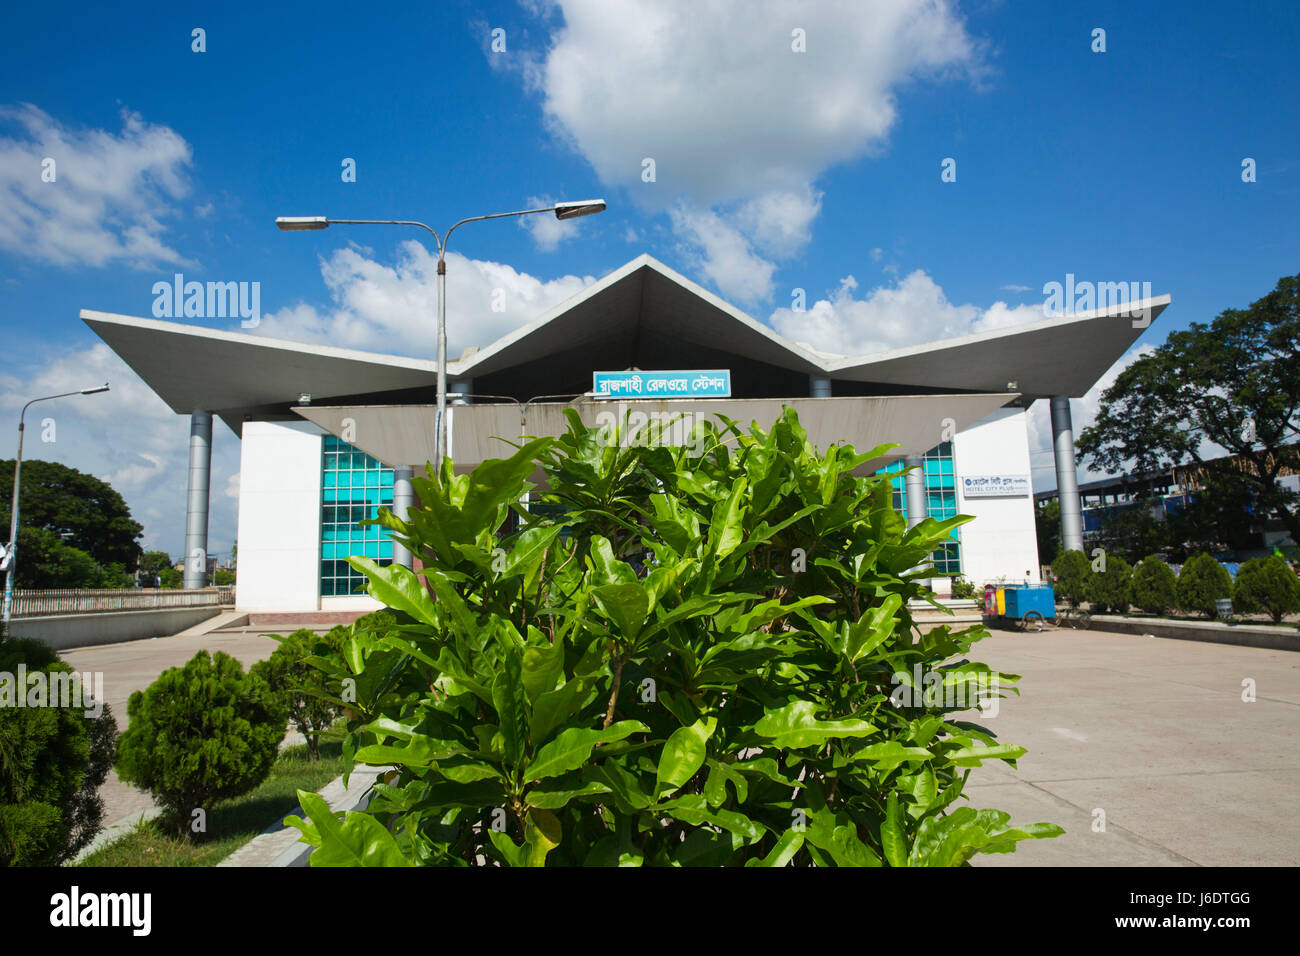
7,586,235,618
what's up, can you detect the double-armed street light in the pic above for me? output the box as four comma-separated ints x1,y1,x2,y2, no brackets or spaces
2,384,111,628
275,199,606,470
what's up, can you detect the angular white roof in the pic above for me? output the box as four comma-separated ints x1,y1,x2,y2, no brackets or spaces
82,253,1169,434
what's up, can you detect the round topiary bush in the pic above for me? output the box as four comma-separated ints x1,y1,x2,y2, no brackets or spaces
116,649,287,828
1175,553,1233,617
1051,550,1089,607
252,627,345,760
1130,556,1177,614
0,632,117,866
1232,556,1300,624
1085,555,1133,613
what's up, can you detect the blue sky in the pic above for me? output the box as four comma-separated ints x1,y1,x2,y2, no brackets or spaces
1,0,1297,559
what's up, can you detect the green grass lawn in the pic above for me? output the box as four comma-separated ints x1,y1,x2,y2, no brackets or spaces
79,741,347,867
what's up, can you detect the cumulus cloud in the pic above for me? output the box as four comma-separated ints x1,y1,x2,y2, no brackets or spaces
769,269,1045,357
252,241,595,358
0,343,239,558
518,0,983,300
0,104,194,269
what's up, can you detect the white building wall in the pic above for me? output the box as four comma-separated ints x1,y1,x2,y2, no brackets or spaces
953,406,1042,585
235,420,324,611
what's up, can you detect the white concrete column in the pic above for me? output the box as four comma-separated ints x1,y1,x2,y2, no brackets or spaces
1050,395,1085,553
183,410,212,589
904,454,927,529
391,466,414,568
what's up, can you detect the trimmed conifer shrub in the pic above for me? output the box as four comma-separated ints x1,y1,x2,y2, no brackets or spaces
1175,553,1233,617
1085,555,1132,613
116,649,287,829
1051,550,1089,607
1232,556,1300,624
1130,556,1177,615
0,631,117,866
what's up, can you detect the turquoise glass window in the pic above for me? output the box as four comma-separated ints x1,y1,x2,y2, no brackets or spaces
875,441,961,575
320,435,394,596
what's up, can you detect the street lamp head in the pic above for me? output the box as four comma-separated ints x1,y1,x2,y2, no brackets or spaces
553,199,606,220
276,216,330,231
81,384,110,395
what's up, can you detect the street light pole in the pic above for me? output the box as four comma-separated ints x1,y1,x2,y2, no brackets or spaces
276,199,605,473
2,384,110,629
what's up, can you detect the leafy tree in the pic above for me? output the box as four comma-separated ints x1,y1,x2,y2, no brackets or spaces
213,568,235,586
1034,500,1060,563
1084,555,1133,613
1175,553,1233,617
0,631,118,865
1078,273,1300,548
14,527,104,589
0,459,143,571
1092,499,1170,565
1130,556,1177,614
137,551,172,587
1051,550,1089,607
285,409,1061,867
159,566,182,589
1232,556,1300,624
115,650,287,830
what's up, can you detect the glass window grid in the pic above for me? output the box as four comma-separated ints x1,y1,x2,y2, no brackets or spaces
320,436,394,596
875,442,961,574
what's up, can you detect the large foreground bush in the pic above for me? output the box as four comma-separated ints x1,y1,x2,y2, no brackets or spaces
0,632,117,866
1232,556,1300,623
288,409,1061,866
1130,556,1177,614
1176,553,1233,617
116,649,286,827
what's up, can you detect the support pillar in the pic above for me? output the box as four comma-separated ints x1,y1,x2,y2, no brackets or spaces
904,455,927,530
392,466,414,569
1050,395,1084,554
809,374,831,398
450,380,473,404
183,410,212,589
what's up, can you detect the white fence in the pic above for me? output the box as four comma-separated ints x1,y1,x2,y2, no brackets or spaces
9,586,235,618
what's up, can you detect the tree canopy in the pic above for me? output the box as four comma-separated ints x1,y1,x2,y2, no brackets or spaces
0,459,143,571
1078,273,1300,546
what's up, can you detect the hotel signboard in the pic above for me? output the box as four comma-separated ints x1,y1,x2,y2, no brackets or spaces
592,370,731,399
961,474,1032,498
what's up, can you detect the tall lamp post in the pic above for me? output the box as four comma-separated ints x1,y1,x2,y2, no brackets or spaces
275,199,606,471
3,384,111,628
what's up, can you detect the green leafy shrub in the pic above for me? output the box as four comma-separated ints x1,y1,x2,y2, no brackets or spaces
949,575,979,600
116,649,287,829
1084,555,1133,613
1051,550,1089,607
0,631,117,865
1175,553,1233,617
1232,556,1300,623
1129,556,1177,614
252,628,345,759
287,408,1061,867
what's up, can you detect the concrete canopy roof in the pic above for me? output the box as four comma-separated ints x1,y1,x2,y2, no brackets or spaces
82,254,1170,433
826,296,1171,400
80,311,440,434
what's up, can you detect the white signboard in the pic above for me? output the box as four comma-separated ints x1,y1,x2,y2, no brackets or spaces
961,475,1031,499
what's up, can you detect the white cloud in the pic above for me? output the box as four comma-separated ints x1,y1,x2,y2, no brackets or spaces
670,206,776,304
1001,283,1031,293
520,0,983,300
0,104,194,269
769,269,1044,356
0,343,239,559
252,241,595,357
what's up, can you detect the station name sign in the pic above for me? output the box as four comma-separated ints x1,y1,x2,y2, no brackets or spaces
592,370,731,399
961,474,1031,498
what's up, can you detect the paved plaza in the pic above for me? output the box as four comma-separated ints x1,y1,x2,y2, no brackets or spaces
58,624,1300,866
